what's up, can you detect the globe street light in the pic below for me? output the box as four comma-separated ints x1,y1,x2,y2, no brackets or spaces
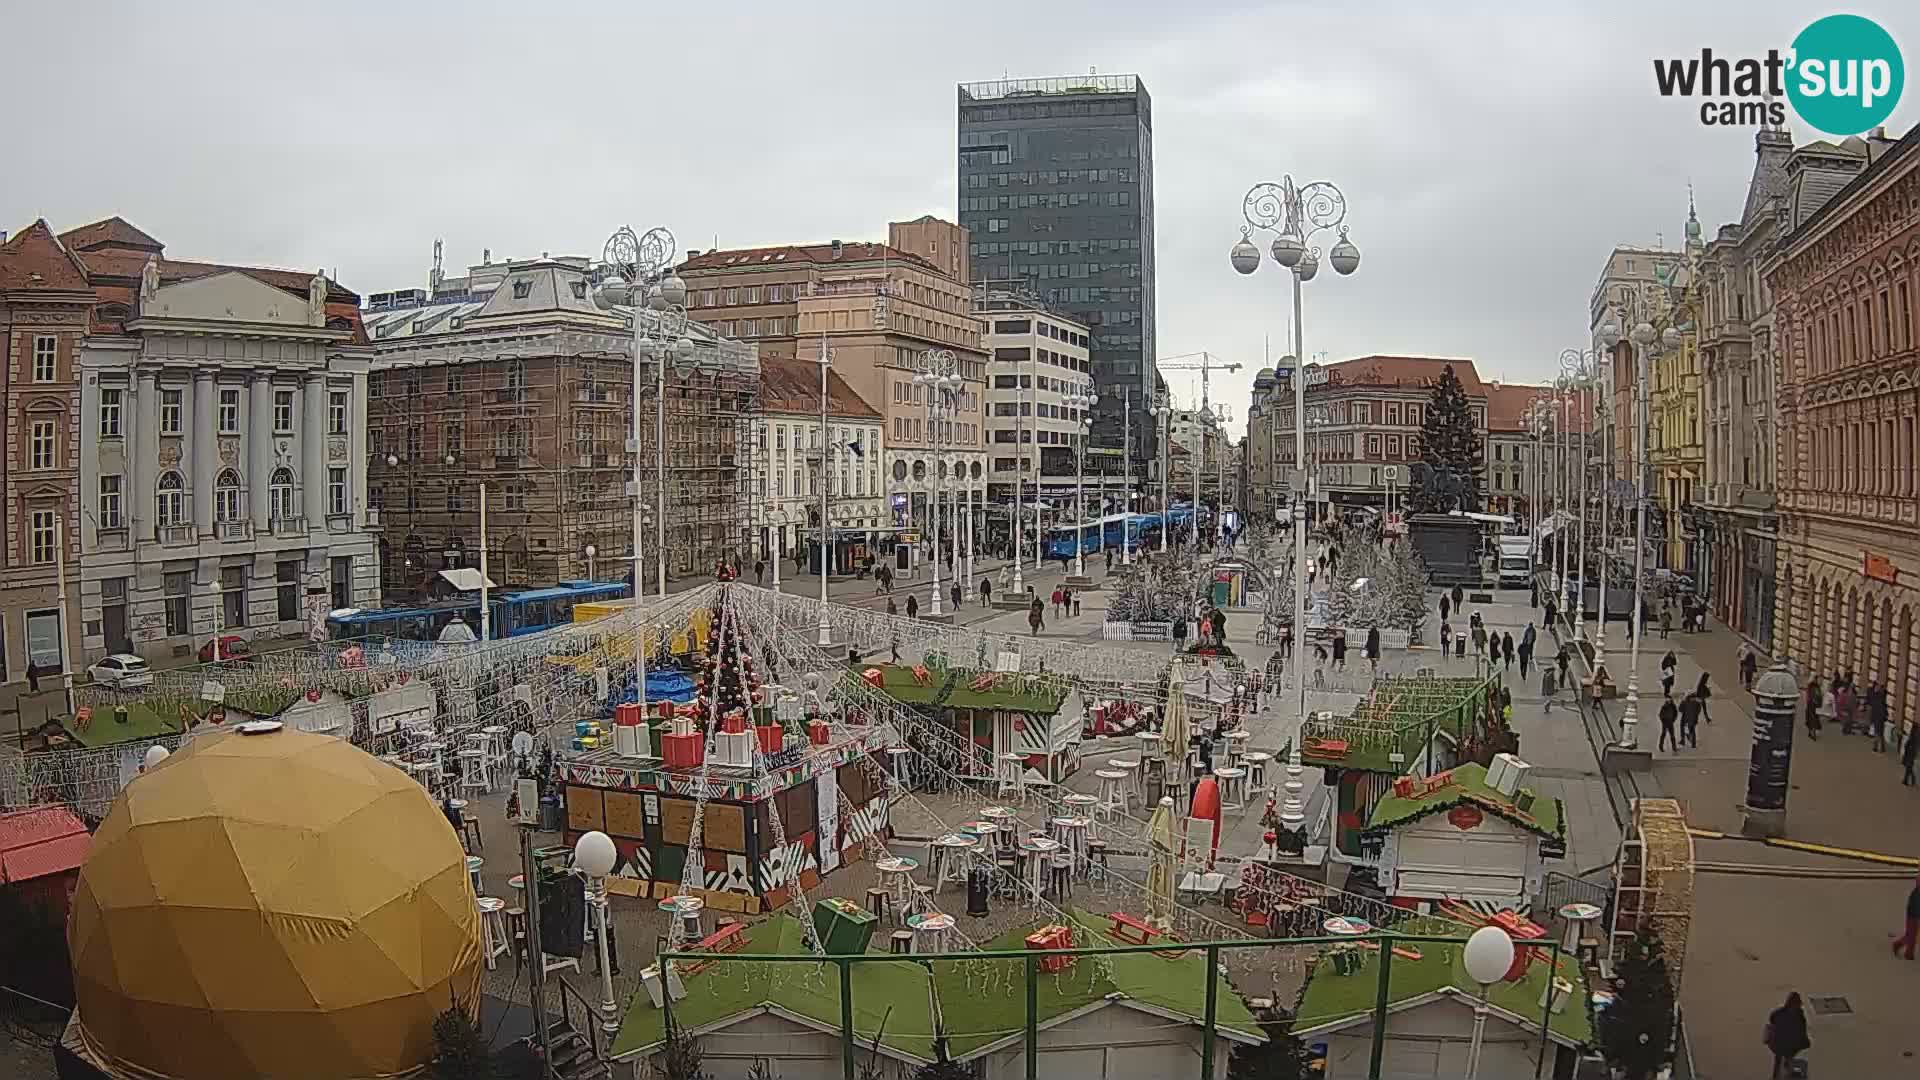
1462,925,1517,1080
1066,386,1097,576
1153,391,1173,552
1233,175,1359,759
571,830,621,1036
594,225,693,605
914,349,961,617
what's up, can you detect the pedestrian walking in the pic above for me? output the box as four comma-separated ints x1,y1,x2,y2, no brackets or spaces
1172,615,1188,649
1440,621,1452,656
1062,588,1074,618
886,598,897,617
979,577,992,606
906,594,919,619
1659,604,1672,639
1678,691,1702,748
1331,631,1347,671
1451,583,1463,610
754,559,765,585
1659,650,1677,698
1556,645,1570,687
1541,665,1558,711
1657,693,1679,752
1903,723,1918,786
1105,548,1115,573
1051,586,1064,616
1364,626,1381,673
1440,594,1451,622
1869,678,1890,753
1737,642,1757,689
1027,597,1043,635
1893,871,1920,959
1764,993,1811,1079
1695,671,1713,723
1804,677,1824,741
1500,631,1515,672
1544,595,1558,632
1313,642,1329,689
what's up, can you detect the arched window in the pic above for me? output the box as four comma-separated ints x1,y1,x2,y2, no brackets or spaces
214,469,242,523
270,467,296,521
156,472,186,527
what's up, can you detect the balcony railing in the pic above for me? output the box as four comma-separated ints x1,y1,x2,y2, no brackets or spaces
157,524,197,547
216,521,252,541
94,526,129,552
270,516,307,538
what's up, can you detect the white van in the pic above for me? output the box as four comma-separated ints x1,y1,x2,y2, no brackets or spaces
1497,536,1532,588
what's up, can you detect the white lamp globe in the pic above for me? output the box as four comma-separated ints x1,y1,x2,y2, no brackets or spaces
1463,925,1516,986
1661,326,1682,349
1599,321,1622,348
573,829,618,877
1270,232,1306,268
1630,321,1656,347
593,277,628,311
659,273,689,307
1328,230,1361,275
1230,236,1261,275
1297,250,1320,282
673,336,697,364
143,745,171,770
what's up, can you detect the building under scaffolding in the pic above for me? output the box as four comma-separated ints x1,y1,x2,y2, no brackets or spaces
359,250,758,596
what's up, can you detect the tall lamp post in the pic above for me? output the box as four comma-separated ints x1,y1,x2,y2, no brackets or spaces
1561,340,1613,635
572,830,621,1036
1154,390,1172,552
1067,386,1097,576
812,330,834,647
915,349,961,617
1232,174,1361,769
593,225,693,605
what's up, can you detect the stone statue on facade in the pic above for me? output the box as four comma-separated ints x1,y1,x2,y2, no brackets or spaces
140,256,161,304
309,272,329,324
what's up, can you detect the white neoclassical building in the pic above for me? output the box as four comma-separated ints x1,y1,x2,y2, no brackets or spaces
66,220,378,662
751,356,886,562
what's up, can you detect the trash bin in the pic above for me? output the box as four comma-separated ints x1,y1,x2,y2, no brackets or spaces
538,794,563,832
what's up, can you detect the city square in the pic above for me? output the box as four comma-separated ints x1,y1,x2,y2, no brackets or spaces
3,5,1919,1080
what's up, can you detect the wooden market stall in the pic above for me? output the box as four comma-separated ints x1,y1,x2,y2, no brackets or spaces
1359,758,1566,911
856,662,1077,784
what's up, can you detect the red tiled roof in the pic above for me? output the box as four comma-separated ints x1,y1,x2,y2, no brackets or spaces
0,806,89,883
760,356,882,419
0,220,93,292
58,215,163,254
1321,355,1488,395
682,242,936,274
1485,381,1593,434
75,248,359,304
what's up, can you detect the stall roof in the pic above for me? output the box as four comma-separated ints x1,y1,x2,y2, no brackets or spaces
1364,762,1565,844
859,663,1068,714
438,568,497,591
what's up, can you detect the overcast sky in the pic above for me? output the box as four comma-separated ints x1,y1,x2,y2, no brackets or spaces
5,1,1914,433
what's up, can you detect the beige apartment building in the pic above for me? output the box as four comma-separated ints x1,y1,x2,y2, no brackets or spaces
682,219,989,540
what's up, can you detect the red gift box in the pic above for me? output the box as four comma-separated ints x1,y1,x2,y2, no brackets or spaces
862,667,885,690
615,703,643,727
1024,924,1074,973
808,719,831,746
657,700,676,720
722,711,747,735
661,731,704,769
754,724,784,755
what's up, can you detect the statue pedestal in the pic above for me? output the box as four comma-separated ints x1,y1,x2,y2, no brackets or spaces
1739,805,1788,838
1601,745,1652,774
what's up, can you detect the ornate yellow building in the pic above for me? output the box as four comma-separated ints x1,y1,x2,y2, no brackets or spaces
1649,200,1707,572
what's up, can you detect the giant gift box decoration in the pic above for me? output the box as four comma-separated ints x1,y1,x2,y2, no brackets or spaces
1024,923,1075,973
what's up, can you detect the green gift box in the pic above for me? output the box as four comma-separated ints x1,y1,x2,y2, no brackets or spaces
812,896,877,956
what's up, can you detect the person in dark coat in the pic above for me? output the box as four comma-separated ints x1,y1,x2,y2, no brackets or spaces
1330,631,1347,670
1678,691,1702,748
754,559,765,585
1695,671,1713,723
1027,596,1043,636
1658,693,1679,752
1892,871,1920,959
979,576,992,606
1440,620,1452,654
1869,679,1890,753
1903,722,1918,786
1172,615,1188,648
1804,678,1823,741
886,598,898,617
1451,583,1464,609
1440,594,1451,622
1765,992,1810,1079
1499,631,1515,671
1364,626,1381,669
1660,650,1677,697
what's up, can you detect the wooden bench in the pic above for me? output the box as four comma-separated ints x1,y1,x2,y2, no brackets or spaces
1108,911,1161,946
680,920,747,975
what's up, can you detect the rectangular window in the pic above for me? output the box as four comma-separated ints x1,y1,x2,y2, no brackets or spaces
99,475,123,529
328,468,348,516
31,335,56,382
164,571,191,637
277,560,302,622
328,391,349,434
160,388,183,433
28,509,57,565
221,565,247,629
100,388,123,437
446,368,465,393
331,556,353,610
445,420,463,452
273,390,295,432
745,286,762,304
29,419,56,470
218,389,241,433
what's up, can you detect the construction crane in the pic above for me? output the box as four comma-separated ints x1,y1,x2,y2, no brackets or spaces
1155,351,1243,546
1156,351,1243,416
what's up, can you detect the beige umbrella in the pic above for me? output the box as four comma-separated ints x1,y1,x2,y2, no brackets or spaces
1146,795,1177,928
1161,661,1190,764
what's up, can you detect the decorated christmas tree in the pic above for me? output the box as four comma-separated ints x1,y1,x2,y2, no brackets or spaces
1408,363,1484,513
692,604,764,732
1598,927,1675,1080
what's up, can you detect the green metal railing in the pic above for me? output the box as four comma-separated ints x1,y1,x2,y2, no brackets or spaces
657,930,1571,1080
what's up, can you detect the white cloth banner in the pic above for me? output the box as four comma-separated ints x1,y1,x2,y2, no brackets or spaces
816,768,841,874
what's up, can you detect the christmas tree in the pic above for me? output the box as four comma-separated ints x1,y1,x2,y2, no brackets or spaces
1227,1008,1313,1080
1597,927,1675,1080
693,603,763,732
1408,364,1483,513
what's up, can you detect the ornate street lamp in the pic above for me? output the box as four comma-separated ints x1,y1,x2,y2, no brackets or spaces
914,349,961,617
1232,175,1360,765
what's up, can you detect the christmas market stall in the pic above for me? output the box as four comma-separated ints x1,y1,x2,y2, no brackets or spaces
1298,673,1510,860
1359,756,1566,911
853,660,1076,785
555,601,894,915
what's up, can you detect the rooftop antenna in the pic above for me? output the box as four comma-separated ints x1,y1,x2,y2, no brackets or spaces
429,238,444,299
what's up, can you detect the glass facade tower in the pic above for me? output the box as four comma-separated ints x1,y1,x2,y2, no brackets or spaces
957,74,1156,469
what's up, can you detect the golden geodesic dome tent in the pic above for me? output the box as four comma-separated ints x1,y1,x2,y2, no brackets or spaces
68,725,482,1080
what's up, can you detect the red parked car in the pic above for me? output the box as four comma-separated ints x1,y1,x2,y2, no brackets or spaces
198,635,250,663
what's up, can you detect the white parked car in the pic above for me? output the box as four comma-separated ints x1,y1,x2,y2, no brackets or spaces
87,654,153,691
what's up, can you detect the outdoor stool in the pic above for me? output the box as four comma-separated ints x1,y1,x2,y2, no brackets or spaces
890,930,914,955
1243,751,1273,794
996,753,1026,801
1049,817,1091,876
1087,839,1110,883
477,897,509,971
1047,851,1075,901
1106,758,1142,808
1093,769,1129,822
458,748,492,797
1214,766,1248,811
866,886,894,924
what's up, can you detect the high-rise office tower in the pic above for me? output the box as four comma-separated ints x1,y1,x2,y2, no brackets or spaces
958,74,1155,472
